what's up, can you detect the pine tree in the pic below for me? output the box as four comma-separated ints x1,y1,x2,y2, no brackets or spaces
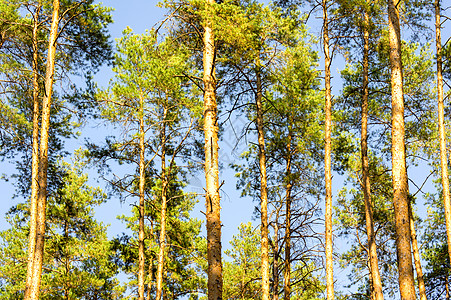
0,157,124,299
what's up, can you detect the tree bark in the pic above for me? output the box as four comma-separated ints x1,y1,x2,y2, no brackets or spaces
255,70,270,300
25,1,60,299
25,5,41,298
361,8,384,300
156,108,168,300
138,94,146,300
446,276,450,300
323,0,334,299
147,221,155,300
272,220,279,300
435,0,451,266
387,0,416,299
202,1,222,299
407,199,427,300
283,129,292,300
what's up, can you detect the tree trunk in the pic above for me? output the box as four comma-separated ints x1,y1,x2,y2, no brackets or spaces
387,0,416,299
272,221,279,300
323,0,334,299
435,0,451,266
361,8,384,300
147,222,155,300
283,129,292,300
156,108,168,300
255,70,270,300
138,95,146,300
407,200,427,300
202,1,222,298
446,276,450,300
25,5,41,298
25,1,60,299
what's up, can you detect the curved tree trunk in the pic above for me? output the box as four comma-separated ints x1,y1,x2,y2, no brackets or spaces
435,0,451,266
255,70,270,300
203,1,222,298
156,108,168,300
25,1,60,299
387,0,416,299
322,0,334,299
361,8,384,300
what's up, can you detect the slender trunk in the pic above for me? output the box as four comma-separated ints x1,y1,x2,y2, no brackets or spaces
387,1,416,299
446,276,450,300
323,0,334,299
25,6,41,297
147,222,155,300
283,129,292,300
156,108,168,300
255,70,270,300
138,95,146,300
203,1,222,299
407,200,427,300
25,1,60,299
435,0,451,266
272,221,279,300
64,221,69,300
361,8,384,300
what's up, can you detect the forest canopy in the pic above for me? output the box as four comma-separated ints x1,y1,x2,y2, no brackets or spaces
0,0,450,299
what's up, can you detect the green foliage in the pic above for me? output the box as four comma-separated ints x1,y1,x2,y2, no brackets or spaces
0,0,113,198
112,173,206,299
334,152,399,298
223,222,262,300
422,189,451,300
0,158,124,299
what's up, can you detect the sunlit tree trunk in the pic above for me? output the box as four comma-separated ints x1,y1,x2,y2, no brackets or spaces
138,94,146,300
407,199,427,300
255,70,270,300
435,0,451,266
25,1,60,299
147,221,155,300
25,5,41,298
446,276,450,300
323,0,334,298
203,0,222,298
272,220,280,300
387,0,416,298
283,128,292,300
361,8,384,300
156,108,168,300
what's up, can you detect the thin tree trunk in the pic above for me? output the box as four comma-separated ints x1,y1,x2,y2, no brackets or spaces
387,0,416,299
361,8,384,300
272,221,279,300
147,222,155,300
156,108,168,300
25,5,41,297
446,276,450,300
25,1,60,299
323,0,334,299
202,1,222,298
407,200,427,300
138,95,146,300
255,70,270,300
283,129,292,300
435,0,451,266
